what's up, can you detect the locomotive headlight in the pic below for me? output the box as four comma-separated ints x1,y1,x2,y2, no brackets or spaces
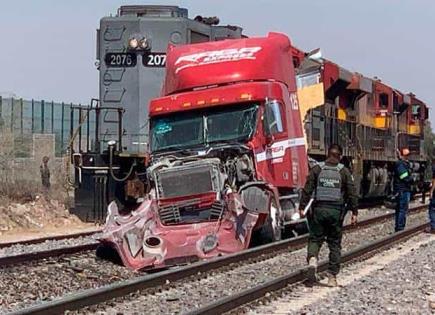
128,37,139,49
139,38,149,49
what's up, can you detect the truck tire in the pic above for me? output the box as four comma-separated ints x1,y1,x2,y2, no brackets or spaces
258,198,282,244
280,197,308,237
290,222,308,237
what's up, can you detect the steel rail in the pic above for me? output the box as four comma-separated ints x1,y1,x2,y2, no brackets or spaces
0,229,101,249
185,222,430,315
6,204,428,315
347,204,425,229
0,203,425,267
0,242,99,266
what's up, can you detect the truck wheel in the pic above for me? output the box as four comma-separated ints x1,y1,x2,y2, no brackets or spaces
258,198,282,244
289,222,309,237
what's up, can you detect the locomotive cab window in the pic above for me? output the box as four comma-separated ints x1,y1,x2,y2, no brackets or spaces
296,72,321,89
379,93,389,109
412,104,421,119
190,30,210,43
264,100,284,135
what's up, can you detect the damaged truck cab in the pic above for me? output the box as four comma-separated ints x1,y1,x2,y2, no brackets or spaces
100,33,309,270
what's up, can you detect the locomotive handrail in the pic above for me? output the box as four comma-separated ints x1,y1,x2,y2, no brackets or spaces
94,107,124,153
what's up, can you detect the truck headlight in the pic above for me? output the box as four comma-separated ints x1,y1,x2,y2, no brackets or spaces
200,234,218,253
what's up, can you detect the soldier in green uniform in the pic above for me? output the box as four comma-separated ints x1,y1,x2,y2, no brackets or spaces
299,144,358,286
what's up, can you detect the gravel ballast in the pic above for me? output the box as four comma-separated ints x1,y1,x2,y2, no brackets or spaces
1,201,420,258
0,233,101,257
0,250,138,313
1,203,427,314
250,233,435,315
74,210,429,314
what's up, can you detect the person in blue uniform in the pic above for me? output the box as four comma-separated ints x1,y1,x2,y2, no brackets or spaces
427,161,435,234
394,148,412,232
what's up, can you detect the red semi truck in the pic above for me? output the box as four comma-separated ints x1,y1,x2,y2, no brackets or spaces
100,33,309,270
99,32,428,270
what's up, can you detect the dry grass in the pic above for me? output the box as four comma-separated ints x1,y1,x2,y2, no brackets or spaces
0,194,82,233
0,131,80,233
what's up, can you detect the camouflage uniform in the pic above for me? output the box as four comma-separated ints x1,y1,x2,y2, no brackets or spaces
299,156,358,276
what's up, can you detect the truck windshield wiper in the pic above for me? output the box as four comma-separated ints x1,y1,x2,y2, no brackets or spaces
206,138,250,150
155,145,194,155
207,136,246,145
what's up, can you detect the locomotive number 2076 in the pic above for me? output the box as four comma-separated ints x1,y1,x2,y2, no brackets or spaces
143,53,166,67
104,53,137,67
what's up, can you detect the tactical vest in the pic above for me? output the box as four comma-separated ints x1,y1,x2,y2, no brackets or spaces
316,162,344,203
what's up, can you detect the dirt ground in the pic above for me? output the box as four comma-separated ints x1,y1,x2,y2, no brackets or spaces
0,195,98,243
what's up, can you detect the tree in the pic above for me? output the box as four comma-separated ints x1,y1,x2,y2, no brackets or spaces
424,121,435,161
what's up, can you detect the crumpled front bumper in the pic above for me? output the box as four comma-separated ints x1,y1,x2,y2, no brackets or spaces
99,196,259,270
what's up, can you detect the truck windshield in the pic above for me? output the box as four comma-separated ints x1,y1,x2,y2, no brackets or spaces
150,103,259,152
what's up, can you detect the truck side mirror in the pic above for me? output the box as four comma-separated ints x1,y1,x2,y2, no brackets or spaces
262,112,272,142
264,99,283,144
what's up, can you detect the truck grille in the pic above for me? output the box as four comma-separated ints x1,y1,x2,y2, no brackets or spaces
154,160,222,199
159,200,224,225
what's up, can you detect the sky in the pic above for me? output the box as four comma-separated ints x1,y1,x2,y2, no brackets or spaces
0,0,434,124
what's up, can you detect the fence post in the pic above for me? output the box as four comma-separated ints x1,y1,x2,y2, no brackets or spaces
20,98,23,135
10,97,14,132
31,99,34,133
41,100,45,133
61,102,65,152
70,103,74,153
51,101,54,134
0,96,2,130
78,104,82,152
87,106,90,152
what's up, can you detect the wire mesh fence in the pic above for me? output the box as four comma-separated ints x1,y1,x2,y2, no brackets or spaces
0,97,96,157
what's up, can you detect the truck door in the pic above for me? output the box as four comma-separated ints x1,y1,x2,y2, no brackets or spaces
259,99,293,187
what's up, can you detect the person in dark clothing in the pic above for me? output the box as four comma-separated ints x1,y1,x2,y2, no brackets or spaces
427,162,435,234
40,156,51,192
299,144,358,286
418,163,427,204
394,148,412,232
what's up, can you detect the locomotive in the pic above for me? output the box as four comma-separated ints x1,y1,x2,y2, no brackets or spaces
68,5,428,269
72,5,427,224
293,47,428,199
71,5,243,222
99,32,428,270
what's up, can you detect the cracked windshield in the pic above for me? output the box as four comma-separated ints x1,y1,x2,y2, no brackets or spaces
150,103,259,152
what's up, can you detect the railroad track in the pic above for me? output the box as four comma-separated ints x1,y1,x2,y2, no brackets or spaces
0,203,426,267
0,229,100,249
186,222,430,315
0,242,99,266
0,229,101,266
5,204,428,315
